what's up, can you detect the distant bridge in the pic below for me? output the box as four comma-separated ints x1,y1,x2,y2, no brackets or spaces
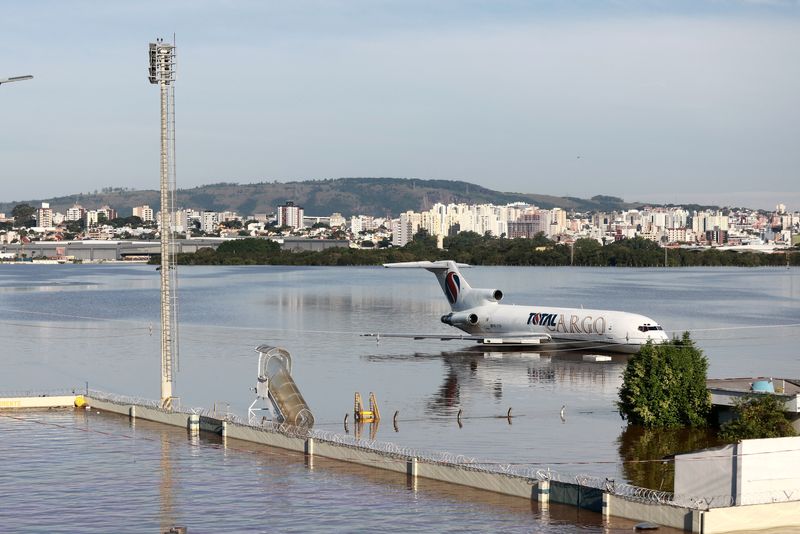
1,238,349,262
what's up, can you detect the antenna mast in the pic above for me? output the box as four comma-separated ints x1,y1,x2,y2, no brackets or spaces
149,38,178,409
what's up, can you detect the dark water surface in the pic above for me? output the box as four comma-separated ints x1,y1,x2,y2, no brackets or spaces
1,264,798,531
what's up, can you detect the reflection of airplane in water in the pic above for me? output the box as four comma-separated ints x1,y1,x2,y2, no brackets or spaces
367,261,669,354
367,348,626,417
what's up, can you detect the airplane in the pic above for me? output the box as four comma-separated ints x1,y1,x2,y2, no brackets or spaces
365,260,670,354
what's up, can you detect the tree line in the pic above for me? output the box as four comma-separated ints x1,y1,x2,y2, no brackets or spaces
168,232,800,267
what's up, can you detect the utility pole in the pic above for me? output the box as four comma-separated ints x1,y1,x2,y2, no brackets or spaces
149,39,178,409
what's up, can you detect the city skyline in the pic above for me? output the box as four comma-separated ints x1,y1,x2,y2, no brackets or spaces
2,1,799,209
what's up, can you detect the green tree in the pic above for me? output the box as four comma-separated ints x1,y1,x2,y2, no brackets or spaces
216,238,280,258
108,216,142,228
12,203,36,227
573,238,603,265
66,220,85,233
402,229,438,258
719,394,797,442
618,333,711,428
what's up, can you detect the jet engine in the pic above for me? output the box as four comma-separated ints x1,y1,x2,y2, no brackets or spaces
470,288,503,303
441,312,480,326
443,287,503,314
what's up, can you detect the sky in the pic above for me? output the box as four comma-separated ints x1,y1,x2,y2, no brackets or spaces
1,0,799,210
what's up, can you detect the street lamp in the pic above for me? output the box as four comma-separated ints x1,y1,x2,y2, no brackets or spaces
0,75,33,86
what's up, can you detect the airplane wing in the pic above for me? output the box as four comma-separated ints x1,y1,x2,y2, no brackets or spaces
361,332,552,345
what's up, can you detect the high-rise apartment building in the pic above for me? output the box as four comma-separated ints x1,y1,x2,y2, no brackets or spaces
200,211,218,233
97,205,117,221
37,202,53,228
66,204,85,222
133,205,155,222
277,202,304,229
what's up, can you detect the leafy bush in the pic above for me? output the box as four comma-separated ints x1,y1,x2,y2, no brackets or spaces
719,394,797,442
618,333,711,428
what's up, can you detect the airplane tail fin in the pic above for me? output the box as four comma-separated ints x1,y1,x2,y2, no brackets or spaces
384,260,502,312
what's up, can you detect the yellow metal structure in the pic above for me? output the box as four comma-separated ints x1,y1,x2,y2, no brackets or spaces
354,392,380,422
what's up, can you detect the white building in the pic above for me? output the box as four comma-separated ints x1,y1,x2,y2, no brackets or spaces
173,209,189,233
200,211,218,233
277,202,304,229
392,211,420,246
692,211,730,234
97,205,117,222
133,205,155,222
66,204,85,222
329,213,346,228
85,210,99,227
550,208,567,236
350,216,364,234
37,203,53,228
508,209,552,238
218,211,240,222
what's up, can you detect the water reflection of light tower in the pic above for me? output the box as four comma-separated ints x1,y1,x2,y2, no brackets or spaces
148,38,179,408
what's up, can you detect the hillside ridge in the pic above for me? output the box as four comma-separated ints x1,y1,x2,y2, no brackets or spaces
1,177,662,217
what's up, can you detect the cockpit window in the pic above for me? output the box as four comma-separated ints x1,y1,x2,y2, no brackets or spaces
638,325,664,332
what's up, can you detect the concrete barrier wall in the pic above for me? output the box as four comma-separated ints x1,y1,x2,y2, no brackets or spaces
549,481,603,512
86,397,191,428
312,440,408,475
82,396,539,501
701,500,800,534
224,423,306,453
199,416,224,434
417,463,535,499
608,496,699,532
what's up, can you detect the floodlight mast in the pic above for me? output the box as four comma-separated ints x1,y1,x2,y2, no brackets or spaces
0,75,34,86
149,39,178,409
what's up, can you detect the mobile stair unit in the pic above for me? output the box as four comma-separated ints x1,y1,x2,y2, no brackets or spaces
248,345,314,427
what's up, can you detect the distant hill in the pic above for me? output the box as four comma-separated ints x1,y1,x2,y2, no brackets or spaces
0,177,649,217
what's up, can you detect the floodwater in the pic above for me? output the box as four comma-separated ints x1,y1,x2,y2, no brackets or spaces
0,409,657,533
1,264,798,532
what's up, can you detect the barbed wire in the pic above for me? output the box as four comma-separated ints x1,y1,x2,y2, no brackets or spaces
0,387,86,398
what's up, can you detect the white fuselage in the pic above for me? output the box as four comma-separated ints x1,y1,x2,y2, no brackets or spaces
443,302,669,353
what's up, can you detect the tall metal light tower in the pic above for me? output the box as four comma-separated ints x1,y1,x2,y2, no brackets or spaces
149,38,179,409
